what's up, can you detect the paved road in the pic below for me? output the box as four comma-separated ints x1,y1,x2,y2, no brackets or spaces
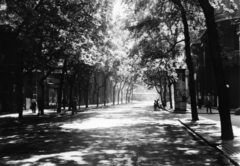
0,102,233,166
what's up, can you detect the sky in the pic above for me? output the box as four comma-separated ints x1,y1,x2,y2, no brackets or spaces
112,0,126,21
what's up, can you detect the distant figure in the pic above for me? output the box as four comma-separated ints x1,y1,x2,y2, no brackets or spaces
206,93,212,114
37,97,44,115
72,97,77,115
198,93,202,109
31,99,37,113
62,98,66,110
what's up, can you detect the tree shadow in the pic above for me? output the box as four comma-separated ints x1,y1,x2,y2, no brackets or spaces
0,104,232,166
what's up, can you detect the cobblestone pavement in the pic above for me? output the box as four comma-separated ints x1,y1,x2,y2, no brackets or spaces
0,102,234,166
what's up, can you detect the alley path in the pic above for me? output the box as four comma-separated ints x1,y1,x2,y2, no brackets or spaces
0,102,233,166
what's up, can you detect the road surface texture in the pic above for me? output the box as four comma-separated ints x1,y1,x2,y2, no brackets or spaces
0,101,233,166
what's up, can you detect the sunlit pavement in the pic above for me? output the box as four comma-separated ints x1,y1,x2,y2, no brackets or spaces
0,101,234,166
180,105,240,165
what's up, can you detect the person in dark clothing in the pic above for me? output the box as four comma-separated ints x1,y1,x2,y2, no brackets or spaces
206,93,212,113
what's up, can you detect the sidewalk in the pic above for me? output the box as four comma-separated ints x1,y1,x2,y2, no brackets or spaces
175,105,240,166
0,103,113,118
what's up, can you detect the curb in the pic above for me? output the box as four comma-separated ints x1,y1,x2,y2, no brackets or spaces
178,119,239,166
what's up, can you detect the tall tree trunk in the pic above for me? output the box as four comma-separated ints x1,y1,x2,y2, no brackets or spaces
168,83,173,109
57,59,67,113
125,87,129,104
39,69,52,115
131,88,134,102
69,83,74,111
16,55,24,119
16,78,23,119
85,78,89,108
103,76,107,106
39,82,44,115
163,77,167,103
172,0,199,121
155,85,162,100
121,81,126,104
198,0,234,140
117,88,120,105
167,75,173,109
113,82,118,105
78,86,82,111
97,90,99,107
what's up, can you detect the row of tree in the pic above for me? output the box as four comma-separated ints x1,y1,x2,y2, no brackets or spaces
0,0,140,118
122,0,238,140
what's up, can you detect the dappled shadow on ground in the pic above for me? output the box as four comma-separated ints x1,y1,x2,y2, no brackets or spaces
181,116,240,162
0,102,232,166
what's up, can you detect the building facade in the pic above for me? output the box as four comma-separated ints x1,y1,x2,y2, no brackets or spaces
192,0,240,109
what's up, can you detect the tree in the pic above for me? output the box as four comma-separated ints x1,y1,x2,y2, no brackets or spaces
170,0,199,120
197,0,234,140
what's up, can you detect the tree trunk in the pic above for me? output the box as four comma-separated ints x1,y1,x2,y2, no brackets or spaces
16,79,23,119
69,83,74,111
198,0,234,140
168,84,173,109
57,60,67,113
39,82,45,115
155,85,162,100
163,77,167,103
121,81,126,104
167,76,173,109
85,79,89,108
125,88,129,104
78,86,82,111
117,88,120,105
113,82,118,105
172,0,199,121
97,90,99,107
103,77,107,106
39,69,52,115
16,56,24,119
118,82,122,105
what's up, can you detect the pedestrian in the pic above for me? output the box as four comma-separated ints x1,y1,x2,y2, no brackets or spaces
72,97,77,115
198,93,202,109
206,93,212,114
31,98,37,113
37,97,43,115
62,98,66,110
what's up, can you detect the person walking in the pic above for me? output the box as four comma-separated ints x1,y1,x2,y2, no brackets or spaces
206,93,212,114
31,98,37,113
198,93,202,109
